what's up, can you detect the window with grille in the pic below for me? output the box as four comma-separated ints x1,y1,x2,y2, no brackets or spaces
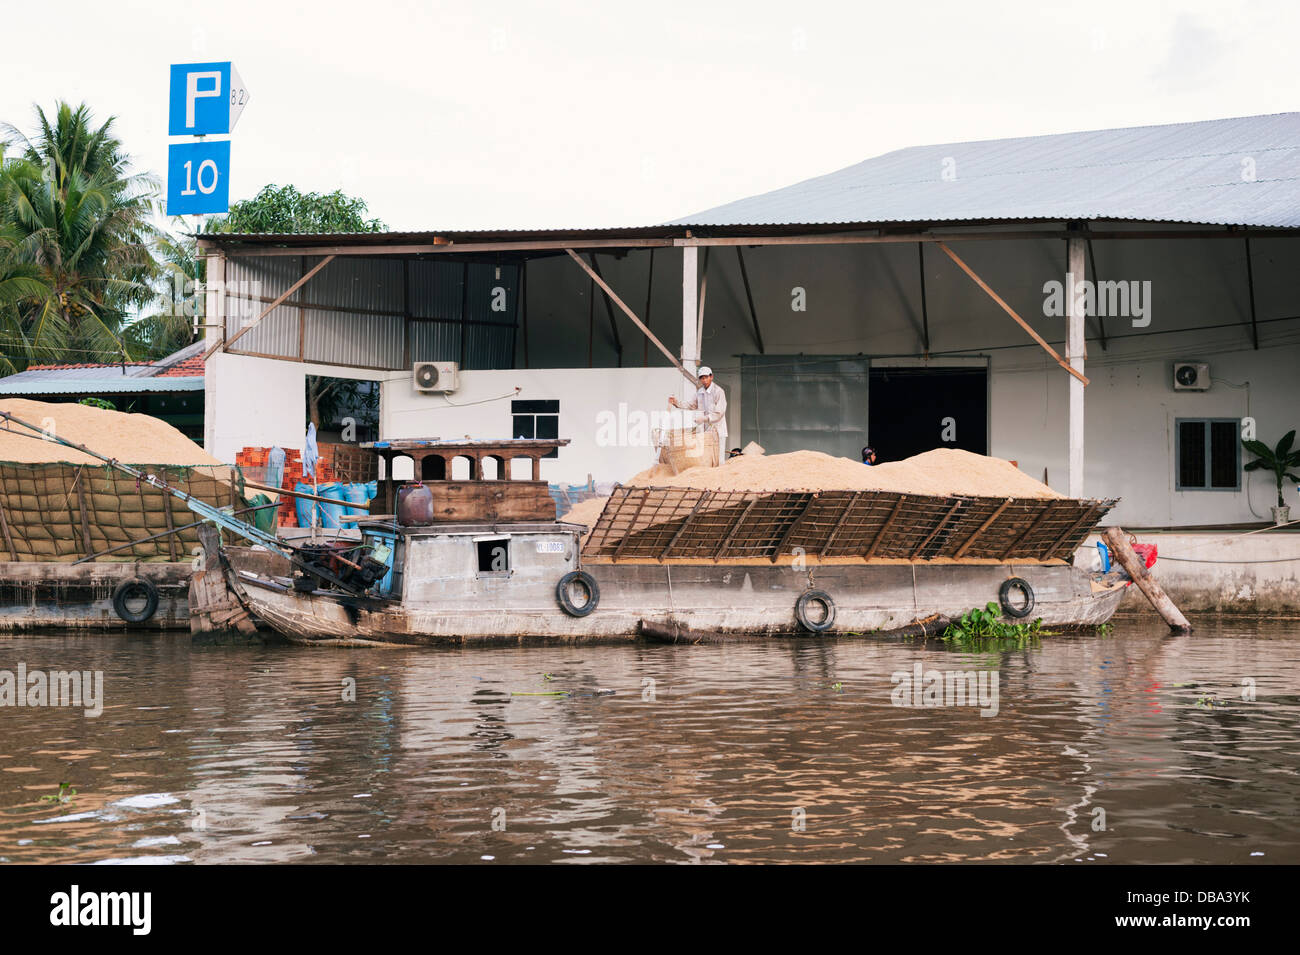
1175,418,1240,490
512,400,559,459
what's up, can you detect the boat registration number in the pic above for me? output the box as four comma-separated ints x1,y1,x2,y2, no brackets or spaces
535,541,565,553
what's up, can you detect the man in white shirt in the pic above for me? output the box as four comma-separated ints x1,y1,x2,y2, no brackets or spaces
668,365,727,464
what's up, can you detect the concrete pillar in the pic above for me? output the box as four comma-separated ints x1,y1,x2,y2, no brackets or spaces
681,246,698,401
1066,237,1086,498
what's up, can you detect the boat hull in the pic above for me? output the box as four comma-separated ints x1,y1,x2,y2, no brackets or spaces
224,553,1128,646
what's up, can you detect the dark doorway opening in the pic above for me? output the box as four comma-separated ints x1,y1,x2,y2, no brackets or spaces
868,367,987,463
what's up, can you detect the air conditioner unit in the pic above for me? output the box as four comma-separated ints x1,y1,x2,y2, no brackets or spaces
413,361,459,394
1172,362,1210,391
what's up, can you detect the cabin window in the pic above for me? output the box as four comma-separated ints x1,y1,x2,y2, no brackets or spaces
512,400,559,458
1175,418,1240,491
476,537,510,576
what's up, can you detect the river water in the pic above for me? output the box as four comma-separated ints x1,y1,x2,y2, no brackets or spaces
0,618,1296,864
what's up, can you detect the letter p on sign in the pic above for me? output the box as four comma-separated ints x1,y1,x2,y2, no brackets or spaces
168,62,249,135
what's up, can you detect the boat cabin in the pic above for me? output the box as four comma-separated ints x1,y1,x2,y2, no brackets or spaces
353,438,582,605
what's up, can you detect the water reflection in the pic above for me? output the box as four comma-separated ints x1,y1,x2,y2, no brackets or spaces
0,620,1296,864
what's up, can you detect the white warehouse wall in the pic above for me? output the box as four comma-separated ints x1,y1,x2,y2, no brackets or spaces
380,366,683,485
204,351,381,464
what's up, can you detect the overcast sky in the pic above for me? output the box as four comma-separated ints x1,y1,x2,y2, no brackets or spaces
4,0,1296,232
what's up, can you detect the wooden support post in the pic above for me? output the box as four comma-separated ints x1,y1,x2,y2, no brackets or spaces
74,468,93,558
866,495,906,560
735,247,764,354
161,470,179,561
954,498,1012,558
0,499,16,561
936,241,1088,385
819,491,861,557
1103,527,1192,633
1066,236,1086,498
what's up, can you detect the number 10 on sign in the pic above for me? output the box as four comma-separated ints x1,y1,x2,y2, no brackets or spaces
166,140,231,215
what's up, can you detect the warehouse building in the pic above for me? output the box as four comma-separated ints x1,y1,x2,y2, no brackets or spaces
199,112,1300,567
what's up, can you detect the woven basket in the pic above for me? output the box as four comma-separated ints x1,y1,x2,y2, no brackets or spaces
654,427,719,474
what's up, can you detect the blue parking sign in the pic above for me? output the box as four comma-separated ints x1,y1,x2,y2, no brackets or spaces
169,62,232,135
167,140,231,215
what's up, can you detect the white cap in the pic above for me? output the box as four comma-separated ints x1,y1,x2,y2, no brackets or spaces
698,366,713,377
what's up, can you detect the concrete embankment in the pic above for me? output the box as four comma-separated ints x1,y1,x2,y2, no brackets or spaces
1078,530,1300,615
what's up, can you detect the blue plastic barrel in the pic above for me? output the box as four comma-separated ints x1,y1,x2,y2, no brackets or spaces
1096,541,1111,572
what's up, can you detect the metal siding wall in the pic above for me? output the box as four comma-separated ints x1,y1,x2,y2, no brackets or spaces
464,263,517,370
408,322,461,364
225,255,301,358
407,260,465,320
220,255,517,371
740,355,870,458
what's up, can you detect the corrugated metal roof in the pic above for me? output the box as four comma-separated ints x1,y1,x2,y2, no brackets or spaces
194,113,1300,243
10,365,157,380
673,113,1300,228
0,376,204,395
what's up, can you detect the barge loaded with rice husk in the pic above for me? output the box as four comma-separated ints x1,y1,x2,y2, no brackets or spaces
206,437,1143,646
0,400,257,632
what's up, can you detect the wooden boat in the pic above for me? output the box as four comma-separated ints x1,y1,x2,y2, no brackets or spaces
208,438,1134,646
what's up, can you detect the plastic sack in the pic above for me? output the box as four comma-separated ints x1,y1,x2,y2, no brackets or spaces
342,482,369,516
1132,542,1158,568
317,482,346,529
294,483,317,528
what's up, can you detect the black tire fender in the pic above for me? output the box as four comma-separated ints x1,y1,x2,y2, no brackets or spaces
795,589,836,633
112,577,160,624
556,570,600,617
999,577,1035,618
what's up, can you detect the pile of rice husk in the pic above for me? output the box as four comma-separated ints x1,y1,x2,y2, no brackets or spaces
627,448,1061,498
560,448,1061,540
0,398,221,466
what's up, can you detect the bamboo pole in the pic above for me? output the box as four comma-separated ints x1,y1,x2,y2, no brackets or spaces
1102,527,1192,633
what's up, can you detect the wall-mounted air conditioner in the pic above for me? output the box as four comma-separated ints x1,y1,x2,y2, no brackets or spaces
1172,362,1210,391
414,361,459,394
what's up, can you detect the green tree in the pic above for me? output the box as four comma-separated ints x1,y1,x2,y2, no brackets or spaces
208,183,386,234
125,226,205,360
0,102,159,372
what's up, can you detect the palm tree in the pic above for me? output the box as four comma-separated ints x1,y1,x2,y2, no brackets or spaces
124,225,204,359
0,102,159,370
